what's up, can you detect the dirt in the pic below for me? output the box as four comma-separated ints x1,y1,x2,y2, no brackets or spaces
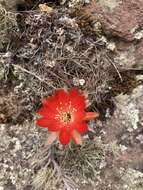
0,0,143,190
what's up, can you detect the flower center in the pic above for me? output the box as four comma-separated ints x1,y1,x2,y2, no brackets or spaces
61,112,72,123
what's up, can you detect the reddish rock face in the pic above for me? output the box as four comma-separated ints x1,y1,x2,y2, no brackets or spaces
83,0,143,41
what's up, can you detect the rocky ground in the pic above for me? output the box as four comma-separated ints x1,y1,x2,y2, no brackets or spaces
0,0,143,190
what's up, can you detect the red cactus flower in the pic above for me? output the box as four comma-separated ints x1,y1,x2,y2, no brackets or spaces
36,88,99,145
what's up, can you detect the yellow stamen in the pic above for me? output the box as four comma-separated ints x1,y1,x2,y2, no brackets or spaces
61,112,72,123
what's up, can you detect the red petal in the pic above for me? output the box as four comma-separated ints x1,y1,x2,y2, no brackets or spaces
37,106,49,116
37,107,61,129
68,89,86,122
69,88,86,110
72,110,85,123
84,112,99,120
37,105,59,119
42,96,58,112
69,88,79,97
48,124,60,131
36,118,49,128
59,130,71,145
54,89,69,103
75,122,88,134
72,130,82,145
36,118,59,131
70,94,86,111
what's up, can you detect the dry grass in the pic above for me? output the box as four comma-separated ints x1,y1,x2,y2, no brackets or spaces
0,8,116,123
0,4,18,49
30,138,109,190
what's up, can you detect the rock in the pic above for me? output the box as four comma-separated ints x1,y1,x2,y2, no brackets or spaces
98,0,121,11
4,183,16,190
134,29,143,40
0,0,24,11
83,0,143,41
114,43,136,68
135,39,143,68
0,122,46,190
102,85,143,173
